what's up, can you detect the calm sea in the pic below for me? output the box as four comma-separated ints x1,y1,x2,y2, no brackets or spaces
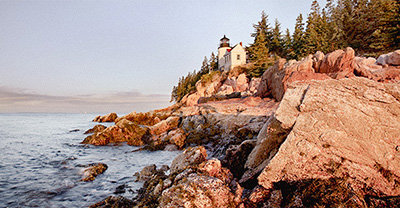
0,113,180,208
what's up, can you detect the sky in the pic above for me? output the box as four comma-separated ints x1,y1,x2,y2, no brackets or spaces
0,0,326,114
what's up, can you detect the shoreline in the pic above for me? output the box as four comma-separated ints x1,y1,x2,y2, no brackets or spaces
85,48,400,207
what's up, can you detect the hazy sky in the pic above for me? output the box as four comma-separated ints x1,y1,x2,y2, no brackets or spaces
0,0,326,114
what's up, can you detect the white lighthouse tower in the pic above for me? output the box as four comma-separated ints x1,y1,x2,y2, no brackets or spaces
218,35,231,71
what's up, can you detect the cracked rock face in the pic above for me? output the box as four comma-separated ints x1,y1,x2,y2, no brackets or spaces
257,77,400,196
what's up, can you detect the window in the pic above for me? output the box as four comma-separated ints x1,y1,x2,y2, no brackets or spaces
237,54,240,60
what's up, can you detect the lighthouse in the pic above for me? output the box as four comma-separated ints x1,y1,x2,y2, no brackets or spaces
217,35,246,72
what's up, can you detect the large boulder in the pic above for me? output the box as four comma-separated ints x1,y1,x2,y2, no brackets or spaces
285,54,314,74
318,47,355,78
159,157,243,208
166,128,186,149
149,116,180,136
388,50,400,66
377,50,400,66
256,58,287,101
81,118,150,146
249,77,261,94
256,55,327,101
159,172,241,208
222,139,257,179
93,113,118,123
115,111,162,126
256,77,400,198
236,73,250,92
217,73,250,95
354,56,400,82
132,146,243,207
170,146,207,174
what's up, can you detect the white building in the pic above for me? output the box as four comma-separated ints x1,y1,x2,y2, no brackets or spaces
217,35,246,72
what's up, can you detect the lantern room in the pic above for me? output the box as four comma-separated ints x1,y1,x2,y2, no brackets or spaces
219,35,230,48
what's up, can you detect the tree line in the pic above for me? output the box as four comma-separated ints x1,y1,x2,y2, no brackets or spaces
248,0,400,63
171,53,217,102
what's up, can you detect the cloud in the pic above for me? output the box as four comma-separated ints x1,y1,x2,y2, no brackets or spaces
0,86,171,113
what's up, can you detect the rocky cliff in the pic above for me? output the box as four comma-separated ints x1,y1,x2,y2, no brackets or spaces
88,49,400,207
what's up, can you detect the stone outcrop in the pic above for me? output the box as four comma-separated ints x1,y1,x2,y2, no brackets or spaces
82,118,150,146
132,146,244,208
84,124,106,134
134,164,169,182
183,71,262,106
317,47,355,78
93,113,118,123
114,111,165,126
87,48,400,207
169,146,207,174
256,55,329,102
256,77,400,201
257,48,400,102
81,163,108,182
149,116,180,136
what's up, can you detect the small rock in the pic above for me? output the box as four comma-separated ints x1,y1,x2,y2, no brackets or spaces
164,144,179,151
114,184,126,194
134,164,157,182
81,163,108,182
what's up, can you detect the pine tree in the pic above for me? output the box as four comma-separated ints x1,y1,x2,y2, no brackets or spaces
270,19,284,57
248,11,273,61
248,31,271,77
282,28,292,59
323,0,345,51
289,14,306,60
209,52,218,71
200,56,209,74
303,0,331,55
252,11,273,47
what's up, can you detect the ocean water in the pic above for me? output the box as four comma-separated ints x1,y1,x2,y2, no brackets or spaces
0,113,181,208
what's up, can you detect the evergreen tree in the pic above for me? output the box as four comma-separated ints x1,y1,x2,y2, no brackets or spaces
270,19,284,57
289,14,306,60
322,0,341,52
282,28,292,59
248,11,273,61
209,52,218,71
200,56,209,74
304,0,331,54
248,31,271,77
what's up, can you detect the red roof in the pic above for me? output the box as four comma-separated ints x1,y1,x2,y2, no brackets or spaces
227,49,232,52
